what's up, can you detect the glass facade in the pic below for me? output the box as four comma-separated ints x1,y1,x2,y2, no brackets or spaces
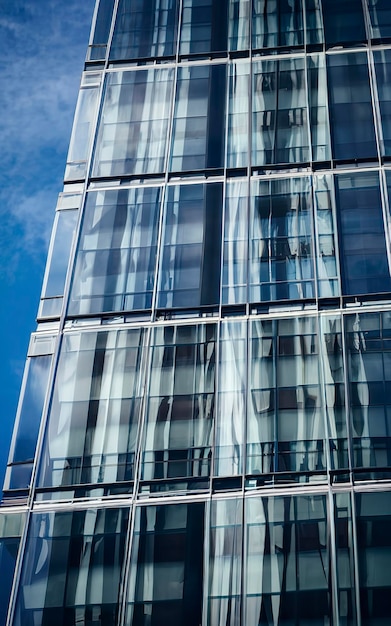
3,1,391,624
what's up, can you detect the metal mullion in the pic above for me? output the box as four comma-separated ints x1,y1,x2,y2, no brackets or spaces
328,486,341,626
209,318,221,490
340,312,354,485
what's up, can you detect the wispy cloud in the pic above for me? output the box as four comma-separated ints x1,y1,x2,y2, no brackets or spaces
0,0,94,273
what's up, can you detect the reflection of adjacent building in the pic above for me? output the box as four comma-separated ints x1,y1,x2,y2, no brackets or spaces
3,1,391,625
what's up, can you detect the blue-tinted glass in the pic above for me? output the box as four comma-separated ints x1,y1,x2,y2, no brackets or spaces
43,210,77,299
88,0,115,60
110,0,180,60
12,508,129,626
125,503,204,626
327,53,377,161
252,57,310,166
0,514,25,626
69,187,161,315
322,0,366,47
37,329,145,494
229,0,250,51
170,64,226,172
157,183,223,309
93,68,174,177
252,0,304,50
374,49,391,156
179,0,229,55
367,0,391,40
335,172,391,295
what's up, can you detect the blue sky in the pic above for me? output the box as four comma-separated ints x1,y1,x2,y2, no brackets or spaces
0,0,95,492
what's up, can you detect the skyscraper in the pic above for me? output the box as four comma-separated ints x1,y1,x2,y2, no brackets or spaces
2,0,391,624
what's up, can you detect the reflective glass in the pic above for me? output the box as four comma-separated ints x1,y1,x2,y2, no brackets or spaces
170,64,226,172
314,174,339,297
88,0,115,60
334,493,357,624
37,329,145,493
252,0,304,51
327,52,377,162
125,503,204,625
208,499,242,626
141,324,216,484
65,85,100,181
345,312,391,471
322,0,366,47
215,320,246,476
229,0,250,51
252,57,310,166
69,187,161,315
320,315,348,470
42,209,78,301
227,62,250,169
374,49,391,157
356,491,391,624
367,0,391,40
0,513,25,626
93,68,174,177
110,0,180,60
249,177,315,303
245,495,330,626
222,179,248,305
12,508,129,626
157,183,223,309
179,0,229,56
248,317,325,477
308,54,331,162
335,171,391,295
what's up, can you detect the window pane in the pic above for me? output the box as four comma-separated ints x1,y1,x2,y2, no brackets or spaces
93,68,174,177
157,183,223,309
179,0,229,55
69,187,161,315
141,324,216,486
110,0,180,60
252,0,304,50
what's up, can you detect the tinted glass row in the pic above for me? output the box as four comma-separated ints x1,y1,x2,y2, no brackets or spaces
9,309,388,498
89,0,391,61
70,51,391,182
65,170,391,318
10,490,391,626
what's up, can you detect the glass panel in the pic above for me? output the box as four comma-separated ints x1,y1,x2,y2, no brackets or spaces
248,317,325,477
157,183,223,309
334,492,357,625
0,512,25,626
215,320,246,476
335,171,391,296
305,0,324,45
252,0,304,50
65,85,100,181
245,495,330,626
88,0,116,60
314,174,339,297
229,0,250,51
249,177,315,303
42,209,78,299
93,68,174,177
179,0,229,55
308,53,331,162
141,324,216,484
319,315,348,470
222,179,248,305
227,61,250,169
252,57,310,166
322,0,366,47
5,355,52,491
327,52,377,162
345,312,391,471
374,49,391,157
69,187,161,315
170,64,226,172
368,0,391,39
125,503,204,626
208,499,242,626
37,329,145,493
110,0,180,60
356,491,391,624
12,508,129,626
